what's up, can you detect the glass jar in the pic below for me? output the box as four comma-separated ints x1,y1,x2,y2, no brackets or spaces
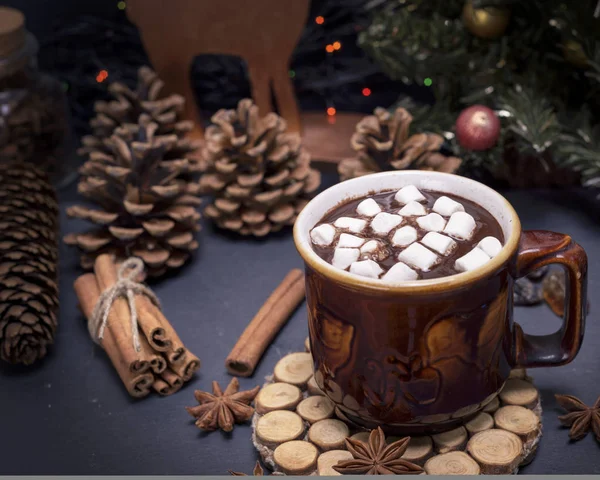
0,7,74,188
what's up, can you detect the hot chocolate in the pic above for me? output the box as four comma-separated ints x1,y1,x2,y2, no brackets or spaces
309,185,504,282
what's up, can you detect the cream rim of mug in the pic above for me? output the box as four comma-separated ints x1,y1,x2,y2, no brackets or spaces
293,171,521,292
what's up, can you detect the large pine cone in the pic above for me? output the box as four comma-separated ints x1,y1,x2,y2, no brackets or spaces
0,164,59,365
200,99,321,236
338,107,462,181
79,66,203,169
65,114,202,277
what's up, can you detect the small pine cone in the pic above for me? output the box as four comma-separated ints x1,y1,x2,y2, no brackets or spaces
0,164,59,366
338,107,461,181
200,99,321,237
79,66,204,171
65,114,202,277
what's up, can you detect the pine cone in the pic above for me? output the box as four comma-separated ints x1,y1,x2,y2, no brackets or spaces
65,114,202,277
0,164,59,365
338,107,462,181
200,99,321,236
79,66,204,171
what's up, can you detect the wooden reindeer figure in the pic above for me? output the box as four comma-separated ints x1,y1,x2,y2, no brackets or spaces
126,0,310,138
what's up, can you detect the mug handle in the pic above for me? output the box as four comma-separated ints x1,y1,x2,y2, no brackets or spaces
511,230,588,368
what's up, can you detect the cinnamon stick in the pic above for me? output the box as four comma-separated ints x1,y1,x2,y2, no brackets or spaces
94,255,156,370
74,273,153,398
225,269,305,377
171,349,201,381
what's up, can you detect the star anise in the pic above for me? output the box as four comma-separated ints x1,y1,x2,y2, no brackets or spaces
555,394,600,441
228,461,265,476
333,427,424,475
186,377,260,432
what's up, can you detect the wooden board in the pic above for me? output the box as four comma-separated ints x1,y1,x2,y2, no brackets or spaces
251,341,543,475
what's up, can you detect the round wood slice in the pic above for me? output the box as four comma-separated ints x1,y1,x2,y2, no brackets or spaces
274,352,313,388
255,410,305,447
425,451,481,475
399,436,434,465
509,368,532,382
350,431,370,443
297,395,335,424
465,412,494,436
432,426,468,454
483,396,501,414
494,405,540,445
499,379,539,409
317,450,353,476
307,375,325,396
305,337,311,353
308,419,350,451
256,382,303,414
273,440,319,475
467,429,523,474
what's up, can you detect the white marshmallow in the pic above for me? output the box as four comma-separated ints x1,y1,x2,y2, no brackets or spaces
382,262,419,283
356,198,381,217
349,259,384,279
416,213,446,232
332,248,360,270
397,243,439,271
477,236,502,258
444,211,476,240
370,212,403,235
391,226,418,247
394,185,426,204
455,248,491,272
432,196,465,217
310,224,336,246
421,232,457,256
335,216,367,234
337,233,365,248
360,240,389,261
398,201,427,216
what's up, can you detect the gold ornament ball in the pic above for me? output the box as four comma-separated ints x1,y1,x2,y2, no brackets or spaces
462,0,510,39
562,39,588,68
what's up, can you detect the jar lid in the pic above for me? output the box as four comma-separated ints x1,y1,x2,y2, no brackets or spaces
0,7,26,58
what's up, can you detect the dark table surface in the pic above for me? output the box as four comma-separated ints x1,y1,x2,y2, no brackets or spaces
1,173,599,475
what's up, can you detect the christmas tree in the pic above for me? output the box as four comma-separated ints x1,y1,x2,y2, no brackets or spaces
358,0,600,190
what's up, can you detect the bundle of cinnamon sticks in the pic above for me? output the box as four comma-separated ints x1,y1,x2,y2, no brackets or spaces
74,254,200,398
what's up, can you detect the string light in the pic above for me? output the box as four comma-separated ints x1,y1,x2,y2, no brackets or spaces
362,87,371,97
289,70,296,78
424,77,433,86
96,69,109,83
325,44,334,53
327,107,336,116
117,1,126,10
315,16,325,25
333,41,342,50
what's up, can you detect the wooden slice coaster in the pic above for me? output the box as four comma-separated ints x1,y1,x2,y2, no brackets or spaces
307,375,325,396
251,346,544,475
317,450,353,476
494,406,540,446
425,451,481,475
482,396,501,414
467,429,523,475
256,382,303,414
465,412,495,436
297,395,335,424
308,418,350,451
432,426,468,454
273,440,318,475
255,410,305,448
274,352,313,388
499,379,539,409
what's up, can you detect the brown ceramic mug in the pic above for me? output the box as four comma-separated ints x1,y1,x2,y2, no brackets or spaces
293,171,587,435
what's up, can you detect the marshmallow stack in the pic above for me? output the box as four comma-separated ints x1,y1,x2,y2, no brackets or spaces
309,185,503,282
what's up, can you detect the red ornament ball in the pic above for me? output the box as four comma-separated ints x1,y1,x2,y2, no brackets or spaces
455,105,501,151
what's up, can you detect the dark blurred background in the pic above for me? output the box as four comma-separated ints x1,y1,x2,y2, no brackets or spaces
5,0,408,139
